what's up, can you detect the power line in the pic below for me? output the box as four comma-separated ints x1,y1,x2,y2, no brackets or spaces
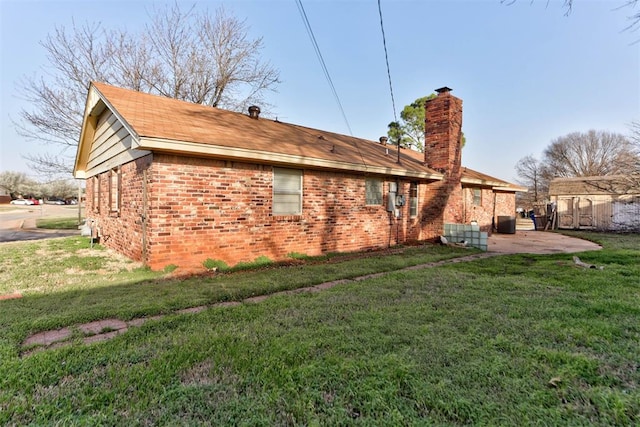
377,0,398,125
295,0,353,136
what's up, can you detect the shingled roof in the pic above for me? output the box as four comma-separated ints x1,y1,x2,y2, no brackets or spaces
75,82,443,180
549,175,640,195
74,82,523,193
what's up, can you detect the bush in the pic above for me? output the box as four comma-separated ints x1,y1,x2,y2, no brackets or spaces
232,256,272,271
163,264,178,273
287,252,310,260
202,258,229,271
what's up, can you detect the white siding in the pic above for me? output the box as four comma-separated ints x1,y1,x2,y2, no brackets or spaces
85,110,149,177
612,196,640,231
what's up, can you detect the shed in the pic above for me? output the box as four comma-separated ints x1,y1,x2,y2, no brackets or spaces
549,175,640,231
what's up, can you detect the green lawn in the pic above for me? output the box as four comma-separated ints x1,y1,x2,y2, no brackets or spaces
0,232,638,425
36,217,80,229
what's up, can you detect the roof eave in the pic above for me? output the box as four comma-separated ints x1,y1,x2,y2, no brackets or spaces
74,84,100,179
138,137,444,180
493,185,528,192
461,176,526,192
461,177,505,187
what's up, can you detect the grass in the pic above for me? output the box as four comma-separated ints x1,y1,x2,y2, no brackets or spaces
0,232,638,425
35,217,79,229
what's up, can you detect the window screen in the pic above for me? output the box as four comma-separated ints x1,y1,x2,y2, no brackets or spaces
109,167,121,213
365,178,383,205
472,188,482,206
273,168,302,215
409,182,418,217
93,176,100,213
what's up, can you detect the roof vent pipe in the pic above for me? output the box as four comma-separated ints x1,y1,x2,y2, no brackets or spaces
248,105,261,119
379,136,388,145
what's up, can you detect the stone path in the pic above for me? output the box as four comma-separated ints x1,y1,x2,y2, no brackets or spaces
20,252,498,356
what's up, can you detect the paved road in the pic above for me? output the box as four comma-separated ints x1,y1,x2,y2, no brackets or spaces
0,204,81,243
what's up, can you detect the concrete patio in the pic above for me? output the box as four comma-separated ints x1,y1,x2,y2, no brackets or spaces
488,231,602,254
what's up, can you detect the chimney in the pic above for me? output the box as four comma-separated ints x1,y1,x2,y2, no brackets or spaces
424,86,463,176
248,105,261,119
379,136,388,145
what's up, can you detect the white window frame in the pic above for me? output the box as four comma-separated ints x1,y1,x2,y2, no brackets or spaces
93,175,100,213
273,167,303,215
109,167,121,214
409,182,418,217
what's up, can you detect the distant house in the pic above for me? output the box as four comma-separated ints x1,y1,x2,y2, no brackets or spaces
0,188,10,204
74,83,523,270
549,175,640,231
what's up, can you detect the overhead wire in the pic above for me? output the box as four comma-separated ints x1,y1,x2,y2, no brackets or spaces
377,0,398,125
295,0,353,136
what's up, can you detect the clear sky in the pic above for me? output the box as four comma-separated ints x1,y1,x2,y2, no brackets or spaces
1,0,638,183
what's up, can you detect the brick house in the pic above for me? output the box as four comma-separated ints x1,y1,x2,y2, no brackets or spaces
74,82,522,270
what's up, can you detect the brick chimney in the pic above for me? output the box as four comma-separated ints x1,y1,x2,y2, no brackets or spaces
422,86,464,226
424,87,463,176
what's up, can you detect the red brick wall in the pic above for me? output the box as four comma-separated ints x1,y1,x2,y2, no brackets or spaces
143,154,414,270
377,180,435,246
494,191,516,219
84,156,151,263
462,187,495,233
460,187,517,234
84,153,516,270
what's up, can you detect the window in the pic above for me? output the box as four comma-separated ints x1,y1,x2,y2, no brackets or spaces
472,188,482,206
273,167,302,215
109,167,121,213
409,182,418,217
365,178,382,205
93,176,100,213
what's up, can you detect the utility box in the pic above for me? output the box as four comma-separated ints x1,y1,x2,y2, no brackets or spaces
497,216,516,234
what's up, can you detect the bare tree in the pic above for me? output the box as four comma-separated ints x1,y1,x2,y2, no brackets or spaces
515,129,640,204
515,154,549,206
624,120,640,189
542,130,639,178
629,120,640,166
15,4,280,178
501,0,640,34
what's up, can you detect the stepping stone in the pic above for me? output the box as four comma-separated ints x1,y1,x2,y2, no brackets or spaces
22,327,72,347
78,319,127,335
83,329,126,344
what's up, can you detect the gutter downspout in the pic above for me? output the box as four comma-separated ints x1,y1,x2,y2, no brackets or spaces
492,191,497,232
142,168,148,264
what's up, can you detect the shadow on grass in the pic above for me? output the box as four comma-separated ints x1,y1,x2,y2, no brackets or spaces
0,240,476,355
